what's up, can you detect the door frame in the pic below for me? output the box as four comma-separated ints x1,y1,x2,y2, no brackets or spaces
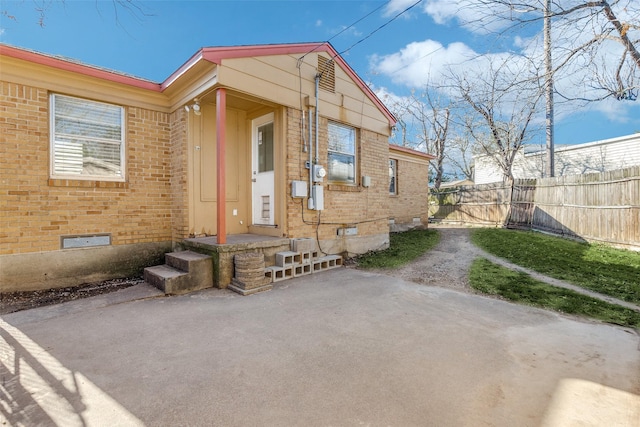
251,112,275,226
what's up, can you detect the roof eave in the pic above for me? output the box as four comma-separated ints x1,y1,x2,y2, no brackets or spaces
390,144,436,160
0,44,162,92
163,42,397,126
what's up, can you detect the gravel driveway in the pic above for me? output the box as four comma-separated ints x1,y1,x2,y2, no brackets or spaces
368,225,482,292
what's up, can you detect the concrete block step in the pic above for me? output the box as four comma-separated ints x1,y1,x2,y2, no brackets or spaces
144,250,213,295
290,238,317,253
265,265,293,282
166,250,212,271
144,264,189,294
312,255,343,273
293,263,312,277
275,251,302,267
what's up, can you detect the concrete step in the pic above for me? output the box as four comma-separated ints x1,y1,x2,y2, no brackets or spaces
144,264,188,294
144,250,213,295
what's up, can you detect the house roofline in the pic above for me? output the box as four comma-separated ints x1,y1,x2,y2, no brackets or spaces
0,43,162,92
164,42,396,125
1,42,396,125
389,144,435,160
523,132,640,157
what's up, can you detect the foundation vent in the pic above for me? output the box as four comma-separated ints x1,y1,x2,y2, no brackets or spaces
317,56,335,93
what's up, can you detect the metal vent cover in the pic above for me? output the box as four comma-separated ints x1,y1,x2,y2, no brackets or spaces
317,56,335,93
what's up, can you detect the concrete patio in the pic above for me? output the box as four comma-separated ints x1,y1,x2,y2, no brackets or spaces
2,268,639,426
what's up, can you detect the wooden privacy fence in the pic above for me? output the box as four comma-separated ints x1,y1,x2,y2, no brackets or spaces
430,166,640,249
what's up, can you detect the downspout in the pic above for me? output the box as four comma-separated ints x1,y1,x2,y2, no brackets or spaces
315,73,320,165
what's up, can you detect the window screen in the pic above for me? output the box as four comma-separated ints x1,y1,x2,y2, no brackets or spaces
51,94,125,180
327,122,356,184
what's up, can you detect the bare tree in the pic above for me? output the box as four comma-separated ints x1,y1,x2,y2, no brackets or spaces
409,91,451,189
384,89,452,189
2,0,152,28
468,0,639,100
448,55,543,184
446,128,477,181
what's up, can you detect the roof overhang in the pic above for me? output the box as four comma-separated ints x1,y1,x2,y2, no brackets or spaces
390,144,436,161
0,44,162,92
1,42,397,126
163,42,397,126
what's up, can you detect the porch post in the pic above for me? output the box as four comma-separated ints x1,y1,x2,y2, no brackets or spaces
216,88,227,244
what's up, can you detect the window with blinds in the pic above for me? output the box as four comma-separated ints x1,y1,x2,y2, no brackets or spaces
50,94,125,180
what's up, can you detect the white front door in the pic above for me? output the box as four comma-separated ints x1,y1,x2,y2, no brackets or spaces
252,113,275,225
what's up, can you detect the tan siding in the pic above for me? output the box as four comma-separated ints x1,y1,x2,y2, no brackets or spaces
0,55,169,112
219,53,391,136
190,104,250,236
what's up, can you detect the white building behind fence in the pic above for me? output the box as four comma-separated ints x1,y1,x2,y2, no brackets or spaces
474,133,640,184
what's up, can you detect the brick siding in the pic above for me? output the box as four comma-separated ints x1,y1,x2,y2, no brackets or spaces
169,108,189,242
389,155,430,226
285,108,390,242
0,82,172,255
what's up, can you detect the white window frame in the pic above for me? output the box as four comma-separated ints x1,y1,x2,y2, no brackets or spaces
389,158,398,195
50,94,126,181
327,121,357,184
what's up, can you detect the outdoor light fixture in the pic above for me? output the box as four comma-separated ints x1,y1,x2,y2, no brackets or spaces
184,99,201,115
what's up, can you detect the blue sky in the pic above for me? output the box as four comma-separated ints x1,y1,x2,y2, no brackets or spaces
2,0,639,150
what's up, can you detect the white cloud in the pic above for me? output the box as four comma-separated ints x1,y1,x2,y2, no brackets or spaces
315,19,322,27
375,0,640,145
370,39,499,88
383,0,422,17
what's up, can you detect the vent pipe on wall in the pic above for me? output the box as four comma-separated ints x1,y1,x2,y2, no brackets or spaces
315,73,320,165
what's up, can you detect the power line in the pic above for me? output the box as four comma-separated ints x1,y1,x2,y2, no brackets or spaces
297,1,388,64
337,0,424,58
328,1,388,43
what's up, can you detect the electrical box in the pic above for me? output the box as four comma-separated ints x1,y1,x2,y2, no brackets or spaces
313,164,327,183
291,180,307,198
362,176,371,187
311,185,324,210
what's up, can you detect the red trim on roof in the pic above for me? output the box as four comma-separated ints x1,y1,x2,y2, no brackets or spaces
166,42,396,125
0,44,162,92
389,144,436,160
1,42,397,125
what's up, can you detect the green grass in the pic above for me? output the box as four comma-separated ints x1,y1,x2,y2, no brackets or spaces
470,258,640,328
471,228,640,305
356,229,440,269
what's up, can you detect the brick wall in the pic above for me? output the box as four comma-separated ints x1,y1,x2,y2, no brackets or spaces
389,154,430,227
0,81,172,255
285,108,390,250
170,108,189,242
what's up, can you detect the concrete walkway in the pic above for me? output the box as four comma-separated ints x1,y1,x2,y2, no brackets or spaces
2,269,639,426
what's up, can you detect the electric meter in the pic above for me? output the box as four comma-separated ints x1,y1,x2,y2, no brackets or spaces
313,165,326,182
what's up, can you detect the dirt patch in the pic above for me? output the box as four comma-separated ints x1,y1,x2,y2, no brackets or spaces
362,225,483,293
0,276,145,315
